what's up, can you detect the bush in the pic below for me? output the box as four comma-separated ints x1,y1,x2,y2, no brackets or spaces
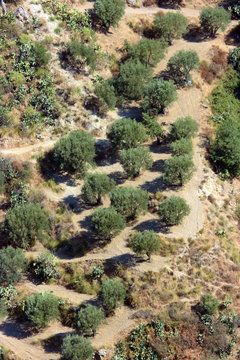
94,0,125,30
107,118,147,151
33,41,51,67
116,59,152,100
0,171,5,194
109,186,148,220
124,38,167,67
0,299,8,320
210,119,240,177
199,294,219,315
129,230,160,261
0,246,26,285
154,12,188,43
171,137,193,156
66,40,98,72
8,71,26,87
200,7,231,38
158,195,190,225
167,50,199,85
53,130,95,177
3,203,50,249
33,251,59,281
142,113,163,143
229,47,240,71
169,116,198,140
142,79,177,115
91,207,126,239
24,292,59,328
82,173,115,205
163,155,195,185
61,335,94,360
94,79,117,111
75,304,105,335
119,146,153,178
99,278,126,314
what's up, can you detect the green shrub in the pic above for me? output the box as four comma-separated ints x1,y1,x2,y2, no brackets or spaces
32,251,59,281
171,137,193,156
81,173,115,205
61,335,94,360
75,304,105,335
199,294,219,315
129,230,160,261
94,79,117,111
107,118,147,151
200,7,231,37
0,106,10,127
0,299,8,320
154,12,188,43
0,246,26,285
24,292,59,328
109,186,148,220
91,207,126,239
53,130,95,177
99,278,126,314
142,113,163,142
33,41,51,67
8,71,26,87
94,0,125,30
169,116,198,140
167,50,199,85
66,40,99,72
3,203,50,249
119,146,153,178
158,195,190,225
0,171,5,194
229,47,240,71
163,155,195,185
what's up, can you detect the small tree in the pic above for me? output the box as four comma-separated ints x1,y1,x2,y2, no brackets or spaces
199,294,219,315
66,41,98,72
119,146,153,178
61,335,94,360
107,118,147,151
4,203,50,249
75,304,105,336
99,278,126,314
53,130,95,177
154,12,188,43
94,80,117,111
0,299,8,320
116,59,153,100
158,195,190,225
0,246,26,285
200,7,231,38
94,0,125,31
124,38,167,67
90,207,125,239
142,79,177,115
109,187,148,220
24,292,59,328
32,251,59,281
210,119,240,177
82,173,115,205
129,230,160,262
171,137,193,156
167,50,199,85
163,155,195,185
169,116,198,140
142,113,163,144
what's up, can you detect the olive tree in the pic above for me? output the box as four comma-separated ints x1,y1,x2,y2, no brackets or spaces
142,113,163,144
3,203,50,249
107,118,147,151
154,12,188,43
169,116,198,140
200,7,231,38
94,80,117,111
109,186,148,220
75,304,105,336
99,278,126,314
53,130,95,177
171,137,193,156
90,207,125,239
158,195,190,225
163,155,195,185
142,79,177,115
0,246,26,285
129,230,160,262
94,0,125,31
119,146,153,178
81,173,115,205
167,50,199,85
61,335,94,360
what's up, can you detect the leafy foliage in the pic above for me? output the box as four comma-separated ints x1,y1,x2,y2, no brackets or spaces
163,155,195,185
167,50,199,85
82,173,115,204
61,335,94,360
129,230,160,261
66,40,100,72
142,113,163,141
170,137,193,156
107,118,147,151
53,130,95,177
91,207,126,239
24,292,59,328
229,47,240,71
94,0,125,30
75,304,105,335
0,299,8,320
154,12,188,43
0,246,26,285
169,116,198,140
199,294,219,315
142,79,177,115
109,186,148,220
94,79,117,111
99,278,126,313
158,195,190,225
119,146,153,178
33,251,59,281
3,203,50,249
200,7,231,37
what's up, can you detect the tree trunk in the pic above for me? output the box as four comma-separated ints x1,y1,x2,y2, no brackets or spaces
0,0,7,14
97,194,102,205
157,135,161,145
147,253,152,263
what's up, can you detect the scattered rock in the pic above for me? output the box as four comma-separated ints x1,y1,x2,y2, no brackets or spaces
16,5,29,22
127,0,142,7
201,101,209,108
130,309,154,319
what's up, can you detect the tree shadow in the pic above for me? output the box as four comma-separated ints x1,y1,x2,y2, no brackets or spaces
225,24,240,46
140,176,168,192
158,0,183,9
108,170,126,185
97,153,118,167
0,320,32,339
43,331,74,355
150,159,165,173
117,106,142,120
149,143,171,155
183,24,206,43
134,219,170,234
104,253,139,274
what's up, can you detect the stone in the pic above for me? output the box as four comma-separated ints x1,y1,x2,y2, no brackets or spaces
16,5,29,22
